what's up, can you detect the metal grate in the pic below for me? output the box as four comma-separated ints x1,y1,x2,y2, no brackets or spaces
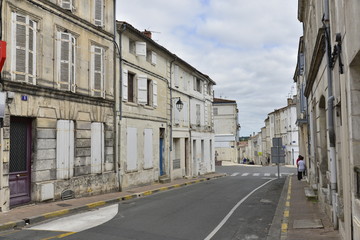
173,159,180,169
61,189,75,200
10,121,28,172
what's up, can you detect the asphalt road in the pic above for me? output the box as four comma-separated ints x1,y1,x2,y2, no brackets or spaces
1,165,292,240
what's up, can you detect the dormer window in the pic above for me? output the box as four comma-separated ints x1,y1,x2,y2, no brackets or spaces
94,0,104,27
60,0,74,11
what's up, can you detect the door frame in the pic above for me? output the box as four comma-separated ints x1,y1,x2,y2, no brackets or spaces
9,117,32,207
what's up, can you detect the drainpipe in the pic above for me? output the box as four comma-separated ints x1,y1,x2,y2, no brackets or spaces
169,57,177,179
113,2,127,191
323,0,338,229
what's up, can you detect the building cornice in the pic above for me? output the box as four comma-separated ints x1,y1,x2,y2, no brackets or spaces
304,27,326,98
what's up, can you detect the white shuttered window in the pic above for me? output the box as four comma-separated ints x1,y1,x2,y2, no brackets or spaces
11,12,37,84
144,129,153,169
91,122,104,173
56,120,74,179
90,45,105,98
137,75,147,105
94,0,104,26
122,69,128,101
57,31,76,92
153,81,158,108
127,127,138,171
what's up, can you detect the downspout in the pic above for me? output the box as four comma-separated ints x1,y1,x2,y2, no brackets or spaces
113,0,121,191
323,0,338,229
113,3,126,191
169,57,176,178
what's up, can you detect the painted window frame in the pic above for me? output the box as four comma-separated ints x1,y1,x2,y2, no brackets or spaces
57,31,76,92
90,45,105,98
11,12,37,84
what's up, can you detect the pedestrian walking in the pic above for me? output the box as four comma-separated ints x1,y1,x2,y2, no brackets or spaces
297,155,306,180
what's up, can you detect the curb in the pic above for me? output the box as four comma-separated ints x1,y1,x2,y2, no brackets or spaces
0,174,226,232
266,175,290,240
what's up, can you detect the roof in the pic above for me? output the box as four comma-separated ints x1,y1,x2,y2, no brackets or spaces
213,98,237,104
116,21,216,85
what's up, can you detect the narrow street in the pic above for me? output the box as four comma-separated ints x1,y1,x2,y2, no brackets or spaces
0,165,293,240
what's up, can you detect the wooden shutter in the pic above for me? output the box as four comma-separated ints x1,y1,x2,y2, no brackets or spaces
57,32,76,91
144,129,153,169
174,65,179,87
122,69,128,101
91,122,104,173
58,32,70,90
196,104,201,125
94,0,103,26
12,13,36,83
126,127,138,171
204,101,208,126
152,81,158,108
151,51,157,65
91,46,104,98
183,101,188,125
56,120,74,179
138,75,147,105
135,41,146,56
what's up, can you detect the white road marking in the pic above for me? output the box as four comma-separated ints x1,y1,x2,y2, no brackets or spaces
264,173,270,177
253,173,260,176
204,178,276,240
231,173,240,177
28,204,118,232
241,173,249,176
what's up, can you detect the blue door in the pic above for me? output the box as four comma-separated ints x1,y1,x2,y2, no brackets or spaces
159,138,165,176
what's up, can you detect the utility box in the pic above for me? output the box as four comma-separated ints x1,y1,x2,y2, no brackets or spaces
0,41,6,72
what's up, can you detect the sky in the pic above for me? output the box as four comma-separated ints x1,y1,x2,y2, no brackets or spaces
116,0,302,136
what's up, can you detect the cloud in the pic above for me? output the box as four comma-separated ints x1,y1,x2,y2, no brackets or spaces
116,0,302,136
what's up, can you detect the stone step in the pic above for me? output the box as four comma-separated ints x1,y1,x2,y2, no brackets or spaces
159,175,171,184
305,187,317,200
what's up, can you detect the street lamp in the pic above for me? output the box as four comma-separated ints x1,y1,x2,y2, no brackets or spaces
174,98,184,112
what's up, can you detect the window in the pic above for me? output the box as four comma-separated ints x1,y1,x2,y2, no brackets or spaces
60,0,74,11
127,72,135,102
146,79,153,106
11,12,37,84
207,83,212,96
146,50,157,65
196,104,201,125
90,45,105,98
174,65,179,88
213,107,218,116
57,31,76,92
91,122,104,174
56,120,74,179
94,0,103,26
129,40,136,54
194,78,202,93
129,40,146,57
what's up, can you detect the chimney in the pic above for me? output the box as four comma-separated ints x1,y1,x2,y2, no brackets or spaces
142,30,152,39
287,98,293,105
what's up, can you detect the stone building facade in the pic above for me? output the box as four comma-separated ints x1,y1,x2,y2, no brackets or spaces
0,0,116,211
295,0,360,238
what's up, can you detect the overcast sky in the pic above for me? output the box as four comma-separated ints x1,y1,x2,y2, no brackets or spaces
116,0,302,136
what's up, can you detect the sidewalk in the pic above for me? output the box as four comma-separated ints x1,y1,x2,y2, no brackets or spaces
0,173,225,231
282,175,340,240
